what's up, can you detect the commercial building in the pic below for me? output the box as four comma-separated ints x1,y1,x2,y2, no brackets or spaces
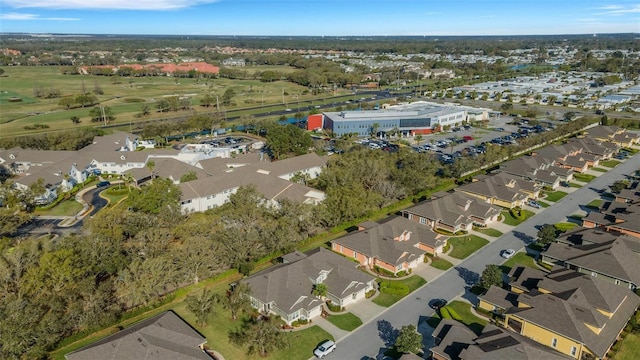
322,102,469,137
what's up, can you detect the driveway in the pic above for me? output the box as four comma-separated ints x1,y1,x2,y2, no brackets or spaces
326,150,640,360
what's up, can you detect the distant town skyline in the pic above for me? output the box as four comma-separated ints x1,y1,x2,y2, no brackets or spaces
0,0,639,36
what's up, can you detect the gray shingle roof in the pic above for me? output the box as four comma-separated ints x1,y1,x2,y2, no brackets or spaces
332,216,446,266
507,267,640,358
431,319,572,360
65,311,211,360
243,248,375,314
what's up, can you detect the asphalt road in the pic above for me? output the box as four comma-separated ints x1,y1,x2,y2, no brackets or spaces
17,186,111,237
330,151,640,360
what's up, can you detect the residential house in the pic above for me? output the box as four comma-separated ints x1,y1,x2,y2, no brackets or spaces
455,173,537,209
401,191,500,233
540,228,640,290
243,248,376,325
614,180,639,203
582,201,640,239
65,311,213,360
587,126,640,148
478,266,640,360
499,156,565,190
431,318,571,360
567,137,616,161
331,216,448,275
222,58,246,67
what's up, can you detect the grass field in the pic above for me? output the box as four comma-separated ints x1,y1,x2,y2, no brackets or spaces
601,159,621,168
586,199,603,209
544,190,568,202
472,227,503,237
500,252,537,274
615,332,640,360
501,209,535,226
373,276,427,307
426,301,487,335
326,312,363,331
554,222,577,232
0,65,351,138
35,199,83,216
574,173,597,183
429,256,454,270
591,167,608,172
448,235,489,259
538,200,551,208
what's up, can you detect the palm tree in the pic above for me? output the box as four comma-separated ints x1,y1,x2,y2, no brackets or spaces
312,283,328,301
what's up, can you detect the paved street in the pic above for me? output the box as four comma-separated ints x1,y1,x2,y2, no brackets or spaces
326,151,640,360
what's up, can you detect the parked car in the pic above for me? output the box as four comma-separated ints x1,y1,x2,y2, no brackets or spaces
528,200,541,209
314,340,336,358
96,181,111,188
429,298,448,310
501,249,516,259
561,182,571,188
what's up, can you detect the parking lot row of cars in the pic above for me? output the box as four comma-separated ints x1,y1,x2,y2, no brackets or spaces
201,136,244,147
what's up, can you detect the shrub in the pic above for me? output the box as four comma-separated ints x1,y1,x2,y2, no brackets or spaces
374,265,396,277
326,301,343,312
510,207,523,220
439,307,452,319
365,289,376,298
443,242,451,253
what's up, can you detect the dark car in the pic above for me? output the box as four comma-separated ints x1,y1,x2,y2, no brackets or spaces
429,298,448,309
96,181,111,188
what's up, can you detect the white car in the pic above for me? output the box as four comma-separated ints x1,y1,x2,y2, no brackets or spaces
501,249,516,259
314,340,336,358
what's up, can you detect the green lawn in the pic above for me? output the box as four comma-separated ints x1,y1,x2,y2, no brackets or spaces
569,182,582,188
554,222,577,232
600,159,621,168
586,199,603,209
448,235,490,259
373,275,427,307
574,173,597,183
538,200,551,208
544,191,568,202
473,227,503,237
500,252,537,274
35,199,83,216
429,256,454,270
326,312,362,331
101,186,130,206
591,167,608,172
501,209,535,226
615,332,640,360
172,301,334,360
427,301,487,335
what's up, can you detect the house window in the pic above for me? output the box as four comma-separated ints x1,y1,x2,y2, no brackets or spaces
420,217,426,225
570,346,577,356
551,338,557,348
352,292,357,300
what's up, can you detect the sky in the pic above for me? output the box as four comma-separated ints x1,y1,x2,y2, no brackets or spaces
0,0,639,36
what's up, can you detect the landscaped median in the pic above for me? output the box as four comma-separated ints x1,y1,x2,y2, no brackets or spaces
373,275,427,307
